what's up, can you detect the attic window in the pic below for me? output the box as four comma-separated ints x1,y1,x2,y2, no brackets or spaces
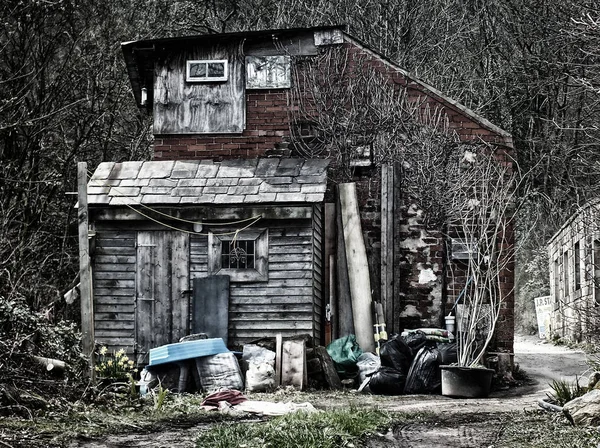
208,228,268,282
186,60,228,82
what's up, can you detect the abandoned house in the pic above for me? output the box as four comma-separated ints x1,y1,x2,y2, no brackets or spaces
548,199,600,342
80,25,515,362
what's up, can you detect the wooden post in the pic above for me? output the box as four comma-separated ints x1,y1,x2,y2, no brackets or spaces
381,164,395,334
324,203,337,341
338,183,375,353
78,162,94,377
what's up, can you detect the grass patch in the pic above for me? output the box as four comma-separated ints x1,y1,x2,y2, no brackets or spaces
497,411,600,447
196,408,390,448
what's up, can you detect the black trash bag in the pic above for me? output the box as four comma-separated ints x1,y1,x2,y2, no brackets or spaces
380,335,413,374
368,367,406,395
403,346,441,394
402,330,428,354
438,342,458,365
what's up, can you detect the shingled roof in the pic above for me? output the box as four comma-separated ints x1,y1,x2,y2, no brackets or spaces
87,158,330,206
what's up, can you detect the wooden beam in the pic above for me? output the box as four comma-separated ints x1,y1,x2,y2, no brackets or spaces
78,162,95,377
324,204,337,341
338,183,375,353
381,164,394,334
91,205,314,221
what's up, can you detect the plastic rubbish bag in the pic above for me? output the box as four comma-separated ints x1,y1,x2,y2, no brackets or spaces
402,330,428,354
380,335,414,374
369,367,406,395
246,362,275,392
327,334,363,378
403,346,441,394
357,352,381,384
438,342,458,365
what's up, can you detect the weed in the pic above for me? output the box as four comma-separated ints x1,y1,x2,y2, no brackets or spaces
152,383,169,412
196,408,390,448
546,377,587,406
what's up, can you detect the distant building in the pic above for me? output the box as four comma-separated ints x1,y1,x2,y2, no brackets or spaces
548,199,600,341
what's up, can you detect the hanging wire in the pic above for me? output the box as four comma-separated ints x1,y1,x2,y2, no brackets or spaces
85,168,263,235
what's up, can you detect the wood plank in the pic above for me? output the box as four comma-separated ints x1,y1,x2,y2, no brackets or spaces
314,346,342,390
270,253,312,263
229,287,313,296
336,189,354,338
95,238,136,248
94,293,135,301
339,183,375,352
381,164,395,335
94,264,136,272
270,237,312,246
95,312,135,321
192,276,230,344
281,340,306,390
95,321,135,330
78,162,94,374
135,231,154,360
95,304,135,313
95,247,136,256
230,297,314,306
94,279,135,289
230,321,313,330
94,272,136,280
270,246,312,255
229,312,313,321
95,255,137,264
229,304,313,313
229,278,312,288
93,206,313,221
171,232,190,342
269,262,312,271
153,232,173,348
275,334,283,387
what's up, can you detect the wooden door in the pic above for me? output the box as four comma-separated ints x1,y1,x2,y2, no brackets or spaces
135,231,189,363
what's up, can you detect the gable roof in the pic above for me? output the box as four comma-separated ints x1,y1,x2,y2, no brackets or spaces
87,158,329,206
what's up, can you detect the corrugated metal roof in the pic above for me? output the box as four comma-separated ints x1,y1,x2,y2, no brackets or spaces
87,158,329,206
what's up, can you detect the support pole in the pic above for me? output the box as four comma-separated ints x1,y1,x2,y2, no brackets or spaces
78,162,94,378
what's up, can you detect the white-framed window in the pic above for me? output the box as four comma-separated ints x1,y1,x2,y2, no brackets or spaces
186,60,228,82
208,228,268,282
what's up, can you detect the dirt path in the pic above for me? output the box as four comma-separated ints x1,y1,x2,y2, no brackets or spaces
72,335,591,448
363,334,591,447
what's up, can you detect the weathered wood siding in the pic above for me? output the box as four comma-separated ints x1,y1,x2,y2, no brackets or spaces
312,204,324,344
154,42,245,134
93,230,136,356
190,219,321,347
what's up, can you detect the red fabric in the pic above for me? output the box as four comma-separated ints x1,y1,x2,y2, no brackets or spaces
201,389,248,407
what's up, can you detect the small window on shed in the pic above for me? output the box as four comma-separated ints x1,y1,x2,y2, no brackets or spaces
221,239,255,270
186,60,228,82
208,228,268,282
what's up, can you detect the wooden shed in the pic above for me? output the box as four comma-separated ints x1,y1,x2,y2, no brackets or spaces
83,157,328,362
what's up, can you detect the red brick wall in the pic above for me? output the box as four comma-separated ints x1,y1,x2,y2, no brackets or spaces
153,91,291,160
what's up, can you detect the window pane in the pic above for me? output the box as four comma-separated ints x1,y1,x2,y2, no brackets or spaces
208,62,225,77
189,62,207,78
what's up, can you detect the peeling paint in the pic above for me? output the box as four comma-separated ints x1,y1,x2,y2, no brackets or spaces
400,304,419,317
418,267,437,284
